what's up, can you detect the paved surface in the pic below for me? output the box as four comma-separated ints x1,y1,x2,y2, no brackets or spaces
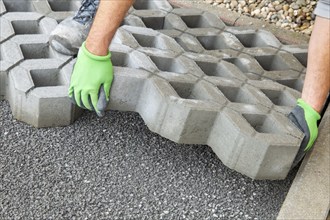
0,100,299,219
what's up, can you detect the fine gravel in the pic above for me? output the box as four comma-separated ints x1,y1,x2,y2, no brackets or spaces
0,100,299,219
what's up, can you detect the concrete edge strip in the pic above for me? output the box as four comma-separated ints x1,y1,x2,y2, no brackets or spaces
277,105,330,220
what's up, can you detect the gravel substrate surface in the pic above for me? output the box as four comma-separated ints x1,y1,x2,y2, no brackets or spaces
0,100,299,219
203,0,317,35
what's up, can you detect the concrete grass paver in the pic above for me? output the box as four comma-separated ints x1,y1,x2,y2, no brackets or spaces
0,0,310,179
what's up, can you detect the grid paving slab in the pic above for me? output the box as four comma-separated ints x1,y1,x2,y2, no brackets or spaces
0,0,310,179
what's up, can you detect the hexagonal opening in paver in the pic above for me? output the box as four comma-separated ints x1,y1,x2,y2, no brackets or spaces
132,33,159,49
3,0,34,12
11,20,42,35
242,114,281,134
260,89,295,106
235,33,269,48
141,17,167,30
276,78,303,92
195,61,234,78
180,15,212,29
48,0,79,11
149,56,187,74
197,36,231,50
223,58,251,73
255,55,290,71
133,0,159,10
0,46,3,61
170,82,207,100
218,85,257,105
292,53,307,67
111,51,133,68
20,44,52,59
30,69,65,87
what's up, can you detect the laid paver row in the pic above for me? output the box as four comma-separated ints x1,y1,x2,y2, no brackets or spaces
0,0,307,179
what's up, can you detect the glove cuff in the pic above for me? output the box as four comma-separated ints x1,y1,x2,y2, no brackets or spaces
81,41,111,61
297,98,321,121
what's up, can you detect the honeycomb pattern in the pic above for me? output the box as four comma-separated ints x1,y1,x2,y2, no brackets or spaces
0,0,308,180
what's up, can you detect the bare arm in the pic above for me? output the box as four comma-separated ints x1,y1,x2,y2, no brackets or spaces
85,0,134,56
302,16,330,113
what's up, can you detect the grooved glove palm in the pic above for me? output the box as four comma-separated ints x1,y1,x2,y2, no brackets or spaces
69,41,113,117
288,98,321,168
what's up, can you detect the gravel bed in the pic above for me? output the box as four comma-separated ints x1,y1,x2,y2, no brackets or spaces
203,0,317,35
0,100,299,219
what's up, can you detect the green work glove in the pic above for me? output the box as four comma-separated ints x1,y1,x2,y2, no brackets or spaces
288,98,321,168
69,41,113,117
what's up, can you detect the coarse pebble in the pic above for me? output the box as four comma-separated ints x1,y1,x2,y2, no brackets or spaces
204,0,318,35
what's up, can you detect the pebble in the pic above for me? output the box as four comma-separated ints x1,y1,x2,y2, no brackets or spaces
203,0,317,35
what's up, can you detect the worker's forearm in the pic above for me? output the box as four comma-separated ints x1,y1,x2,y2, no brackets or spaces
302,16,330,113
85,0,134,56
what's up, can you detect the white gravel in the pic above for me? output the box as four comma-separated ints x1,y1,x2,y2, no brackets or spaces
203,0,318,35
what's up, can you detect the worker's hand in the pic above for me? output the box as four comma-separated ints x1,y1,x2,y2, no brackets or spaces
288,98,321,168
68,41,113,117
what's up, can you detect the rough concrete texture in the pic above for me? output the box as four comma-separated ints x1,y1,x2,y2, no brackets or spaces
0,0,310,179
277,105,330,220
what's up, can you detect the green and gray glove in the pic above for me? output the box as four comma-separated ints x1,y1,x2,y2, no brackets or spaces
69,41,113,117
288,98,321,168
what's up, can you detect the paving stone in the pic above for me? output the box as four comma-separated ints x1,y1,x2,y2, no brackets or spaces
280,44,308,69
0,0,311,179
0,40,23,100
208,107,302,180
0,0,5,15
0,17,14,43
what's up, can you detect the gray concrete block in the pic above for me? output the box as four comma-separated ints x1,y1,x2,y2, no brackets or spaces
249,79,300,114
194,59,248,82
110,43,157,72
10,34,71,62
7,60,79,127
280,44,308,68
208,108,303,180
3,12,58,35
123,14,146,28
172,8,225,31
215,80,270,113
226,28,282,48
2,0,35,12
262,70,304,92
254,52,304,73
108,67,151,112
0,0,6,15
132,0,173,12
0,40,23,100
159,81,224,144
196,32,244,51
131,10,169,28
120,26,184,56
149,54,201,82
174,33,205,53
33,0,79,22
137,77,224,144
223,54,264,76
0,17,14,43
136,76,173,133
0,0,314,179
